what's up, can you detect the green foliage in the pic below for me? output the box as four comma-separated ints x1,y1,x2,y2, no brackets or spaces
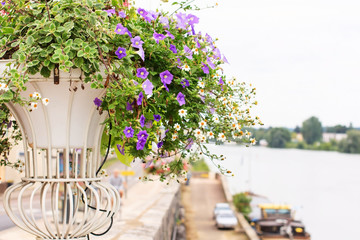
301,116,323,144
325,124,348,133
338,130,360,154
233,193,252,217
0,0,261,179
266,127,291,148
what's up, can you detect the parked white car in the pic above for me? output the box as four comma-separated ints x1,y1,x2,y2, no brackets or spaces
213,203,231,219
215,210,238,229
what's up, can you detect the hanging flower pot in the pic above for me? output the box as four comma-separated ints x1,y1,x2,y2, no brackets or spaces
0,0,262,239
1,59,120,239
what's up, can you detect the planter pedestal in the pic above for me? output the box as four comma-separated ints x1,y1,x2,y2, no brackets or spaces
1,60,120,239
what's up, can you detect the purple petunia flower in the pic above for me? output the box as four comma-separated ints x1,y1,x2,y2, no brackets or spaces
213,48,221,60
184,45,193,59
145,121,153,129
126,101,134,111
176,58,182,69
163,83,169,92
1,1,5,5
176,12,188,30
104,9,116,17
177,92,186,106
157,141,163,148
117,144,125,155
154,114,161,122
142,79,154,96
187,14,199,26
181,78,190,88
219,77,224,85
201,62,209,74
136,67,149,79
223,55,229,64
7,121,12,129
160,70,173,85
137,92,144,106
136,139,147,150
205,33,213,44
137,47,145,61
93,97,102,107
137,8,148,17
114,23,132,37
186,138,194,149
160,16,169,28
169,44,177,54
165,30,174,39
195,38,201,48
140,115,145,128
131,36,144,49
153,31,166,44
115,47,127,59
124,126,134,138
137,130,149,141
207,57,216,69
118,11,126,18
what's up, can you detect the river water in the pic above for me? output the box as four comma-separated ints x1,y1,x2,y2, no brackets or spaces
204,144,360,240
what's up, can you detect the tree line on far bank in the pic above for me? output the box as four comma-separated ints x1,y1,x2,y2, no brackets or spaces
246,117,360,154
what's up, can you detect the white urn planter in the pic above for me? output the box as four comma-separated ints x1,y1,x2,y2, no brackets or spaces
1,60,120,240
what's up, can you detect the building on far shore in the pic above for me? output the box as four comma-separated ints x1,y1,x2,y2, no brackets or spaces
322,133,347,143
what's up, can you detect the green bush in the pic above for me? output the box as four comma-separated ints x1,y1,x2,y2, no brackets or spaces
233,193,252,217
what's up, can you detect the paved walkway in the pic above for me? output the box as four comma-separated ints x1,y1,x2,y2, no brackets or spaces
182,177,248,240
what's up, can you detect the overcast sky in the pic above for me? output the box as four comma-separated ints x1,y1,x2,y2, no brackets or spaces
137,0,360,128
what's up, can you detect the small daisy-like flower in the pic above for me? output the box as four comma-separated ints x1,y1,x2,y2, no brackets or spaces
3,84,9,91
192,48,199,55
30,102,38,111
200,135,207,142
99,169,108,177
172,134,178,141
194,129,202,138
174,123,181,131
199,89,205,96
218,133,226,142
162,164,170,170
42,98,49,106
180,170,187,177
207,131,215,139
198,81,205,88
231,123,238,130
213,115,220,123
178,109,187,118
199,120,207,128
182,64,191,71
33,92,41,100
250,138,256,145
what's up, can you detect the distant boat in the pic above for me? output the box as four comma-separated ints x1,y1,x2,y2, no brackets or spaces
250,203,311,240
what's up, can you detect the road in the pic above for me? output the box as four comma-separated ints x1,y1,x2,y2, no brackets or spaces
182,177,248,240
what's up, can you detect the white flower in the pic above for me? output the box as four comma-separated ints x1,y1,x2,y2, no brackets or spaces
200,135,207,142
174,123,181,131
178,109,187,118
32,92,41,100
213,115,220,123
218,133,226,142
182,64,191,71
198,81,205,88
250,138,256,145
30,102,39,111
231,122,238,130
194,129,202,138
192,48,199,55
0,83,9,91
169,173,177,179
42,98,50,106
99,169,108,177
207,131,215,139
180,170,187,177
198,88,205,96
172,134,178,141
199,120,207,128
162,164,170,170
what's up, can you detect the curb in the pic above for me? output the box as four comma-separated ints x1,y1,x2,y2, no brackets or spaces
220,175,260,240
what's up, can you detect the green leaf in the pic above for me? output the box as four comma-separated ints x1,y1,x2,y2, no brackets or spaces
65,60,73,67
40,66,51,78
64,22,74,31
86,0,93,7
1,27,14,34
19,53,26,63
27,60,40,67
26,36,34,45
114,144,133,167
0,91,13,100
